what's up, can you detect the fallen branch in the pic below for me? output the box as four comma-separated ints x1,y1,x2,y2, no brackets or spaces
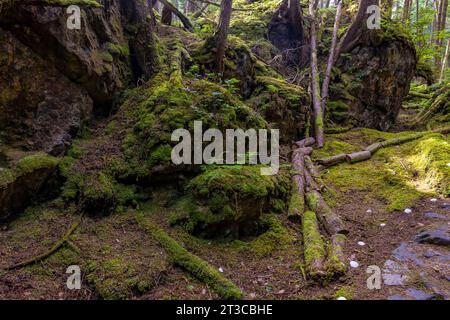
136,213,243,299
2,216,82,270
345,150,371,163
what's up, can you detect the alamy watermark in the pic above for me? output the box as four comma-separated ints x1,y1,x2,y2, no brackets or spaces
171,121,279,176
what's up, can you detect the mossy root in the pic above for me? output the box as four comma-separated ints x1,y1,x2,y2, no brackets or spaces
135,213,243,300
2,215,83,270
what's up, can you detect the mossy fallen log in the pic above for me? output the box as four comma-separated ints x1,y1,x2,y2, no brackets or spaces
317,153,346,166
288,151,306,221
305,190,347,235
324,127,353,134
317,126,450,168
135,213,243,300
325,234,347,277
295,137,316,148
302,210,326,279
345,150,371,163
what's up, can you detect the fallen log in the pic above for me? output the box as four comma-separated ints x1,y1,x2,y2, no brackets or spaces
302,210,326,279
318,153,346,166
345,150,371,163
324,126,353,134
364,142,383,154
325,234,347,276
288,151,306,221
316,126,450,168
295,137,316,148
306,190,348,235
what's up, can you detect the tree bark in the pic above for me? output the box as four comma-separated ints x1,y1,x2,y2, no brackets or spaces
321,0,343,114
402,0,411,23
309,0,324,148
339,0,380,54
440,38,450,82
345,150,371,163
159,0,195,31
213,0,233,74
128,0,160,78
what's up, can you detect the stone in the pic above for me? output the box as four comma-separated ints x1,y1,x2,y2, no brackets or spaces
405,288,436,300
415,227,450,247
350,261,359,268
404,208,412,214
424,212,448,220
357,241,366,246
382,260,408,286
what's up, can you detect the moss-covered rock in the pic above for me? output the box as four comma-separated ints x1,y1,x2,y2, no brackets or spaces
247,76,310,142
183,165,289,239
0,152,59,220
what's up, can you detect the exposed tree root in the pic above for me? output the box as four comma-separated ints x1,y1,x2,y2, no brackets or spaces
135,213,243,300
1,216,83,271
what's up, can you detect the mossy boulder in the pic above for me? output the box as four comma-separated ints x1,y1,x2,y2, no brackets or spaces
184,165,290,239
333,19,417,130
121,71,267,179
247,76,310,143
0,152,59,220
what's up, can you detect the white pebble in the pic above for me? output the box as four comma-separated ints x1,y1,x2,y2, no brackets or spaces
430,198,438,203
366,209,372,214
447,163,450,167
337,297,347,300
350,261,359,268
218,267,224,273
357,241,366,246
404,208,412,214
380,223,386,227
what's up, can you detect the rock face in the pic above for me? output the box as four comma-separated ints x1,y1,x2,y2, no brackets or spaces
333,31,417,130
0,30,93,155
0,1,131,110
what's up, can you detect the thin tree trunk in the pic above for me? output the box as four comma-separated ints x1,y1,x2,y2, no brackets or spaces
435,0,448,71
402,0,411,22
440,38,450,82
321,0,342,114
214,0,233,74
309,0,324,148
383,0,394,17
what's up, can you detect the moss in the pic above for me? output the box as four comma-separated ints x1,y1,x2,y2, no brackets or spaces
334,286,355,300
136,212,243,299
16,152,59,175
249,214,294,257
302,210,325,277
0,168,16,187
107,42,130,57
86,257,151,300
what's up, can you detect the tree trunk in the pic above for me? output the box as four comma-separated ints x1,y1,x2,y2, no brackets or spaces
383,0,394,17
309,0,324,148
128,0,160,78
402,0,411,23
440,38,450,82
185,0,195,13
339,0,380,54
213,0,233,74
161,3,173,25
321,0,343,114
435,0,448,71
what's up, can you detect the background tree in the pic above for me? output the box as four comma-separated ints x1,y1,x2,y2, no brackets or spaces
213,0,233,74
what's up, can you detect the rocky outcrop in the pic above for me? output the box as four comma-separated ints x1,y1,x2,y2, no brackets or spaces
332,24,418,130
0,30,93,155
0,152,59,221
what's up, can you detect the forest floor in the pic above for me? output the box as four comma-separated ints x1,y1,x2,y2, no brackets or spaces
0,113,449,300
